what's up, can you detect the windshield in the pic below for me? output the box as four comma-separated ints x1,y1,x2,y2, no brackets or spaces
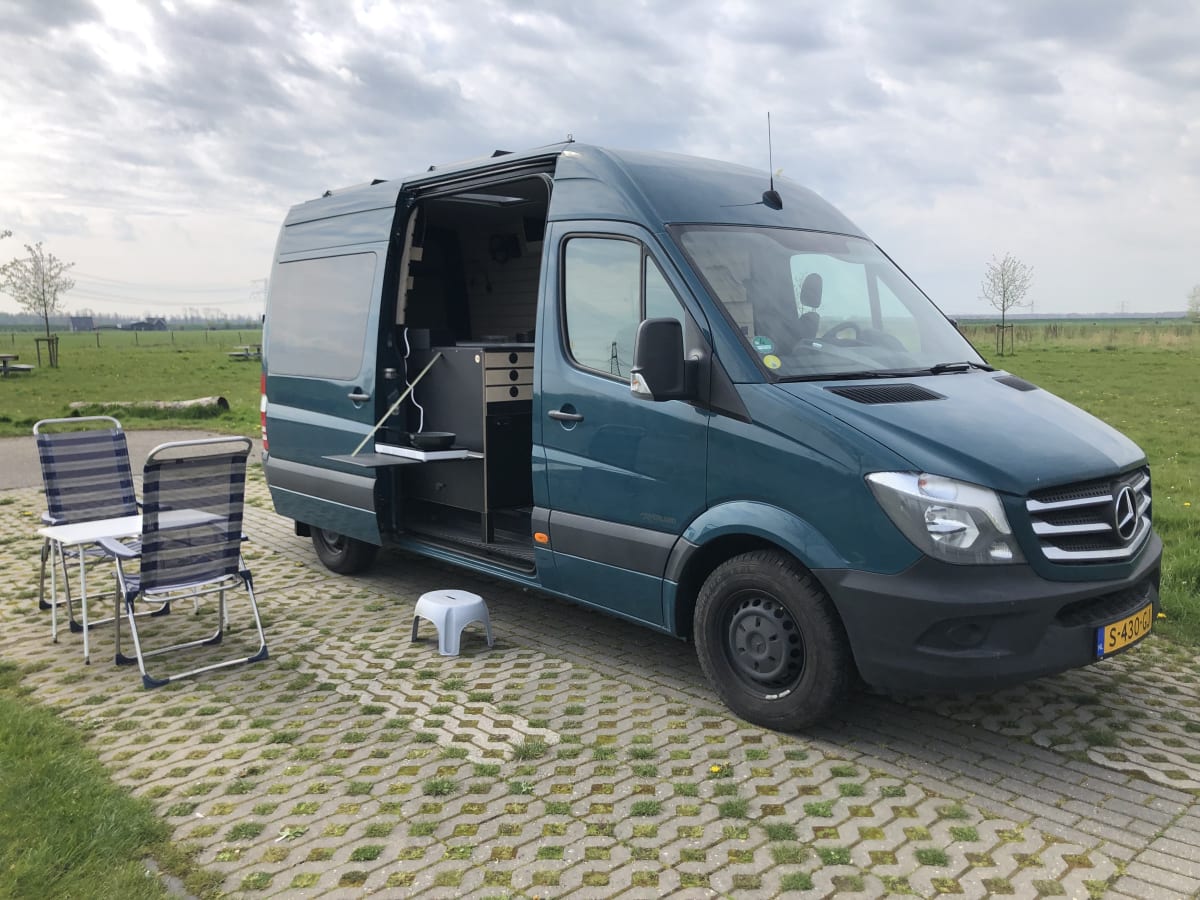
673,225,985,379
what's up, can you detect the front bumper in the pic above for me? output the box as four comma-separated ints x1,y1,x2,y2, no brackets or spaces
819,532,1162,694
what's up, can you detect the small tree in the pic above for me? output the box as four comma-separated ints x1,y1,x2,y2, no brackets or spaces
980,253,1034,328
1188,284,1200,322
0,241,75,338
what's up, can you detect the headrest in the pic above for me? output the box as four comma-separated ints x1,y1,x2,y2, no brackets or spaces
799,273,823,309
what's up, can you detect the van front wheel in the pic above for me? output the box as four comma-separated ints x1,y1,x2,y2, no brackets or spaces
694,550,851,731
311,529,378,574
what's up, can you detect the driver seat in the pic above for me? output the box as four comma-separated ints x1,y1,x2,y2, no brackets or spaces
797,273,823,339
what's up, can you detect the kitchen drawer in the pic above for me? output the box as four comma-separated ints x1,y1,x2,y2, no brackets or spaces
485,350,534,369
484,367,533,386
485,383,533,403
403,459,484,512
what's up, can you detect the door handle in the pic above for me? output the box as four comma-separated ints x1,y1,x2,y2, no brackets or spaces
347,390,370,402
548,408,584,423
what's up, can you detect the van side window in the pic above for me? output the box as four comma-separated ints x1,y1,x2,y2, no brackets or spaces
645,258,683,323
563,237,685,378
563,238,640,376
269,252,376,379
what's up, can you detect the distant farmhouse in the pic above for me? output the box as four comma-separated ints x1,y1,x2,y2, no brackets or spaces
69,316,95,332
125,317,168,331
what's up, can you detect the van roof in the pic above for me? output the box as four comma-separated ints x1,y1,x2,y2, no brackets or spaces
286,143,865,238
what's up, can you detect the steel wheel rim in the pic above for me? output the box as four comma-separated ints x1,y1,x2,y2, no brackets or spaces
317,529,346,553
724,591,806,692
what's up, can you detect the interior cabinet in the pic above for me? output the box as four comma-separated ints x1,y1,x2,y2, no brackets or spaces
402,344,533,539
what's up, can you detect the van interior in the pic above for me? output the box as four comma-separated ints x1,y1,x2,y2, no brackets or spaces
380,174,554,571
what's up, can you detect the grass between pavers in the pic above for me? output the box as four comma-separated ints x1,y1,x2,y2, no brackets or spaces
0,661,219,899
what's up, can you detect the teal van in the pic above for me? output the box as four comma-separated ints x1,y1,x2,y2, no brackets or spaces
261,143,1160,729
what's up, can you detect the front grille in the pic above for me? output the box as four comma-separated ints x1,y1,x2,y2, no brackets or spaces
1056,579,1155,627
1026,468,1151,563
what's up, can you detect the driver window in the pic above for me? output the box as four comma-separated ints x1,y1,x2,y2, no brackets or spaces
645,258,683,322
563,238,685,378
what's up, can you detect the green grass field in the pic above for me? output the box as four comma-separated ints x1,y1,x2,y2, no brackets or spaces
0,661,213,898
0,329,262,437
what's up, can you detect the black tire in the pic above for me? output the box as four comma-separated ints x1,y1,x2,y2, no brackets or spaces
311,528,378,575
694,549,852,731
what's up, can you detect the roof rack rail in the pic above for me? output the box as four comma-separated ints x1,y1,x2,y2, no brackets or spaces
321,178,388,198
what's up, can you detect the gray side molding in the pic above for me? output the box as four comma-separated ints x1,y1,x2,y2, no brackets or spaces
265,456,376,512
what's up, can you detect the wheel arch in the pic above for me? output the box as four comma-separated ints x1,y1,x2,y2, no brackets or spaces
665,501,848,640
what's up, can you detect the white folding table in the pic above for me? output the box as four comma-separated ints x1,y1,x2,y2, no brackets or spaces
38,510,219,664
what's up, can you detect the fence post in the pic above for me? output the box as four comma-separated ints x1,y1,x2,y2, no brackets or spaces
994,323,1014,355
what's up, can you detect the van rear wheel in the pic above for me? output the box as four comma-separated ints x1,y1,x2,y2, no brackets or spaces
694,549,851,731
311,529,378,574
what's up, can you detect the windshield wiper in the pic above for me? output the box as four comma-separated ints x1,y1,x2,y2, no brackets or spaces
928,360,994,374
781,361,994,383
782,370,922,382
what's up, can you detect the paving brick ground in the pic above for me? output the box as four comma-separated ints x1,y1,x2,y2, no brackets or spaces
3,466,1199,898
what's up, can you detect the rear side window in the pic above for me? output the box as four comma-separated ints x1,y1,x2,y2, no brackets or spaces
268,252,376,379
562,237,684,378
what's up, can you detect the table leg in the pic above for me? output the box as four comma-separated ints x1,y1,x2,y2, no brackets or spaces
50,541,59,642
79,548,89,664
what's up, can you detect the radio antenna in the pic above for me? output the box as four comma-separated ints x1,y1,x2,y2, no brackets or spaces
763,112,782,210
768,112,775,191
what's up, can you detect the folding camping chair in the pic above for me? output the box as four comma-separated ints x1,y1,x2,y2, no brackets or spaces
33,416,143,636
104,436,268,688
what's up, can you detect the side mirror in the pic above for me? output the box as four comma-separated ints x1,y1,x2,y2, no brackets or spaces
631,318,696,401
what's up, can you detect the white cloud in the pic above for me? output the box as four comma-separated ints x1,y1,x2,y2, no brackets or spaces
0,0,1197,317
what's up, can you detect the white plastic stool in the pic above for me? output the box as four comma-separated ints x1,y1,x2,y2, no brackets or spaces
411,590,494,656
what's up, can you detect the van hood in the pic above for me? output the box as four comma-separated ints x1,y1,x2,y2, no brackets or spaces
776,371,1146,496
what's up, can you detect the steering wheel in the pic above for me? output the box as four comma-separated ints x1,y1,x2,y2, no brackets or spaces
820,321,862,343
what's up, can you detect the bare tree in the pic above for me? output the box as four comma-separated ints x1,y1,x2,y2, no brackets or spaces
1188,284,1200,322
0,241,76,338
980,253,1034,328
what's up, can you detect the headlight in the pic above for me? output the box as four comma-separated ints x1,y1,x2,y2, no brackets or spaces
866,472,1024,565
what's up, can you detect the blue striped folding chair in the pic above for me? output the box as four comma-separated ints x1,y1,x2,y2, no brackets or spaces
104,437,268,688
34,416,142,636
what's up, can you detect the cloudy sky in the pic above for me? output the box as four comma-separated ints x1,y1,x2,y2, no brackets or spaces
1,0,1197,319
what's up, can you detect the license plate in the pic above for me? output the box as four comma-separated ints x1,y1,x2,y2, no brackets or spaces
1096,602,1153,658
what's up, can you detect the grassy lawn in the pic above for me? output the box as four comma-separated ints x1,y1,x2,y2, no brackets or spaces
0,661,213,898
0,329,262,438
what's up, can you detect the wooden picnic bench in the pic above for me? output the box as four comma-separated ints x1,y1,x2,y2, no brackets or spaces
0,354,33,376
227,344,262,361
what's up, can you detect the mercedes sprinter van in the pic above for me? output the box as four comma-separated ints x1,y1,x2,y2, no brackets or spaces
261,143,1160,729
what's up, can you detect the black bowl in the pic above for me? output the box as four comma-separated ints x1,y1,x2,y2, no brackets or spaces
409,431,456,451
